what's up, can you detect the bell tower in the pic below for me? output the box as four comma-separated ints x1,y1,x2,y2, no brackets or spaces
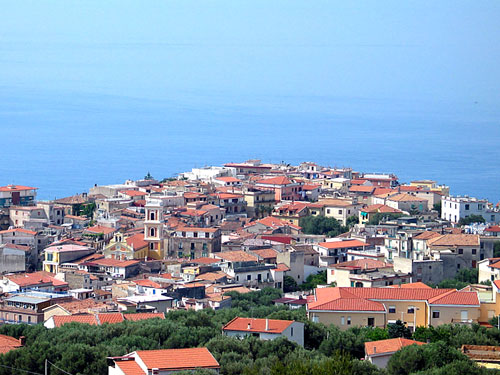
144,197,164,259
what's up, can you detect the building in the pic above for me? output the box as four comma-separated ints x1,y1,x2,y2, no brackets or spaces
359,204,402,224
307,286,480,330
441,196,500,224
315,239,367,267
0,334,25,354
243,188,276,218
365,338,426,368
144,197,166,259
108,347,220,375
78,258,140,279
319,199,361,225
169,227,221,259
327,259,409,287
43,244,95,273
0,185,37,208
0,271,69,292
103,232,149,260
9,206,48,229
222,317,304,346
255,176,304,202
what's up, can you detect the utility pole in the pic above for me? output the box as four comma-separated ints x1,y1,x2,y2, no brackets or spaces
45,359,48,375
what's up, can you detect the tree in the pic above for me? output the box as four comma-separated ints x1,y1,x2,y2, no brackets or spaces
433,202,442,216
144,171,154,180
430,268,479,290
284,276,298,292
299,271,328,291
299,216,347,237
346,215,358,227
368,212,403,225
494,241,500,258
458,215,486,226
388,320,412,339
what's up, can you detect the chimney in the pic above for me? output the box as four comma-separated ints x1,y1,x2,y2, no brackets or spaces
373,346,376,354
247,322,251,330
266,319,269,331
19,336,26,346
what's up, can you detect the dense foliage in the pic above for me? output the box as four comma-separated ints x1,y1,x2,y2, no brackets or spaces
368,212,404,225
428,268,480,290
299,216,348,237
0,289,498,375
458,215,486,226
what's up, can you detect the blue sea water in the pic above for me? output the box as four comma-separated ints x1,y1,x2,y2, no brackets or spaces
0,1,499,201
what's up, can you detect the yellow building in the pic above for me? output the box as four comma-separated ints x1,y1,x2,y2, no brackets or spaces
103,232,149,260
410,180,450,196
308,285,480,331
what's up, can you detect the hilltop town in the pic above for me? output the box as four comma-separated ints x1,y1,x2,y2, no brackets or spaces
1,159,500,375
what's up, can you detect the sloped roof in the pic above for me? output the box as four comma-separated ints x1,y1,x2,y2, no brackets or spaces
256,176,293,185
308,288,385,312
85,225,116,235
116,359,145,375
349,186,375,193
223,317,293,333
123,313,165,321
215,250,258,262
53,314,98,327
0,228,37,235
485,226,500,233
0,334,22,354
0,185,37,192
413,231,442,240
126,233,148,250
388,282,431,289
330,259,391,270
427,234,480,247
427,290,479,306
365,338,426,356
6,271,68,288
135,348,219,371
252,248,278,259
362,204,402,214
387,193,426,202
318,240,367,249
97,313,124,324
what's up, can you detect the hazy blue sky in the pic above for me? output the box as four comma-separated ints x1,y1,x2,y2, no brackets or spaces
1,1,499,200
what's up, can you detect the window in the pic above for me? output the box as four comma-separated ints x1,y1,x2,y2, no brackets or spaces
190,243,195,250
247,275,251,281
28,316,31,323
193,232,198,238
465,204,470,210
347,316,351,325
341,316,345,325
150,228,155,237
178,242,183,249
432,311,440,319
326,209,330,214
457,264,461,269
407,306,415,314
205,232,209,238
202,243,208,251
458,249,463,254
291,327,294,336
338,210,342,215
367,317,375,327
257,274,262,281
389,306,396,314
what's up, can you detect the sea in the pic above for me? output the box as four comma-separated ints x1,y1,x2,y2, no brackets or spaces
0,1,499,201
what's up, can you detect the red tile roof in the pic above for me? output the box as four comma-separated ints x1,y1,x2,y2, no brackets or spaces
427,234,480,247
223,317,293,333
330,259,391,270
53,314,98,327
485,226,500,233
123,313,165,321
116,359,145,375
318,239,367,249
133,279,162,288
120,190,146,197
413,231,442,240
97,313,124,324
365,338,426,356
215,177,241,183
0,334,22,354
6,271,68,288
215,251,258,262
85,258,139,268
256,176,294,186
0,228,37,235
85,225,116,235
308,288,385,312
362,204,402,214
349,185,375,193
0,185,37,192
192,257,220,264
387,193,426,202
251,248,278,259
388,282,431,289
135,348,219,371
427,290,479,306
126,233,148,250
273,263,290,272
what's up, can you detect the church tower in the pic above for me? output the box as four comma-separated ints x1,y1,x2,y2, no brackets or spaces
144,197,165,259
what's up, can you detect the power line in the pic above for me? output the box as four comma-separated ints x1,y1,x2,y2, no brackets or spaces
0,363,44,375
47,361,74,375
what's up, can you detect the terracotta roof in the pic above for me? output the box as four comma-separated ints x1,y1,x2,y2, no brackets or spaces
192,257,220,265
215,251,258,262
53,314,98,327
223,317,293,333
0,334,22,354
272,263,290,272
389,282,431,289
85,258,139,268
196,271,228,281
1,243,31,251
253,216,301,230
177,226,219,233
0,228,37,235
350,179,368,185
85,225,116,235
120,190,146,197
413,231,442,240
362,204,402,214
215,177,241,183
116,359,145,375
330,259,391,270
0,185,37,192
308,288,386,312
6,271,68,288
97,312,124,324
349,186,375,193
365,338,426,356
135,347,219,371
427,290,479,306
54,195,87,205
427,234,480,247
494,280,500,290
133,279,162,288
485,226,500,233
319,199,356,207
387,193,426,202
123,313,165,321
251,248,278,259
256,176,294,186
302,184,321,191
126,233,148,250
318,240,367,249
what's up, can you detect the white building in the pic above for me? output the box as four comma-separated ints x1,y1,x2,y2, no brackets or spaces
180,166,236,181
441,196,500,224
222,317,304,346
